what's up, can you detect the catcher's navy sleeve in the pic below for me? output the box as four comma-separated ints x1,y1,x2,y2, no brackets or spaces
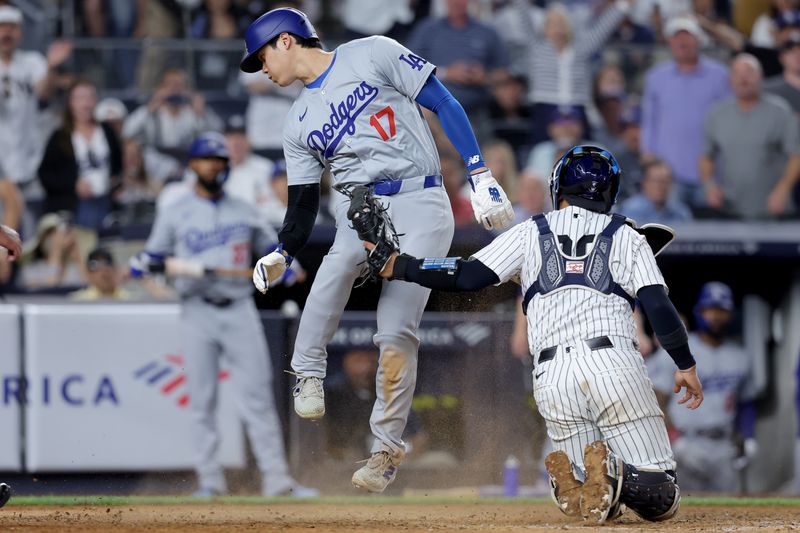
279,183,320,256
637,285,696,370
392,254,499,291
415,75,485,172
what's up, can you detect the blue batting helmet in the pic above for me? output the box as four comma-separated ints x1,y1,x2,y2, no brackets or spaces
188,132,229,160
695,281,734,312
693,281,734,333
549,145,622,214
240,8,318,73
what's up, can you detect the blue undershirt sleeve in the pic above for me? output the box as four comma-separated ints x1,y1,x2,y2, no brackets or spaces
414,74,485,173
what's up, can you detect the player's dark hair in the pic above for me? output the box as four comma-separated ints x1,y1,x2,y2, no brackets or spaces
268,33,322,49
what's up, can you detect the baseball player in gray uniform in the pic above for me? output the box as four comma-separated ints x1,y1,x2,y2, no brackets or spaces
0,223,20,509
647,281,757,493
367,146,704,523
239,8,514,492
131,132,315,498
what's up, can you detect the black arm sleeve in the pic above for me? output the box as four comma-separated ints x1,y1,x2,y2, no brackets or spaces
637,285,696,370
278,183,320,256
392,254,499,291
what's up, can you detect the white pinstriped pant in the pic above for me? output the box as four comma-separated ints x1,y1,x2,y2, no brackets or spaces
532,336,676,471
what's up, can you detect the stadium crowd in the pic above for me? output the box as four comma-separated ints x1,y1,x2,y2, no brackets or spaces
0,0,797,294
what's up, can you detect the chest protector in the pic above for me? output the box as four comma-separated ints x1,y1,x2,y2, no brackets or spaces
521,213,635,315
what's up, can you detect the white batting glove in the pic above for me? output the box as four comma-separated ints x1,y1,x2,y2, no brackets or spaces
468,170,514,230
253,251,287,294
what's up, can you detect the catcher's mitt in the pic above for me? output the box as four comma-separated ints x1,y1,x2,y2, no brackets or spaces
346,185,400,281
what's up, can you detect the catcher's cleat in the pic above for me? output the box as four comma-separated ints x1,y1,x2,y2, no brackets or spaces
581,440,623,524
0,483,10,508
351,451,400,493
545,450,584,517
293,376,325,420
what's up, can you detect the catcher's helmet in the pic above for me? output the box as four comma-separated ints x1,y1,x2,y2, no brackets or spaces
240,8,318,73
549,145,622,214
189,132,229,161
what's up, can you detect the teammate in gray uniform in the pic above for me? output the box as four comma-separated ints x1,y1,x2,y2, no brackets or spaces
0,223,20,509
240,8,515,492
647,282,757,493
131,132,315,498
367,146,704,523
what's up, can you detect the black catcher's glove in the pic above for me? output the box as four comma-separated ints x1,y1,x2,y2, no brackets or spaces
346,185,400,281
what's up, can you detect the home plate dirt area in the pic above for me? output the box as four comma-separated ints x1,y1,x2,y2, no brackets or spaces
2,496,798,532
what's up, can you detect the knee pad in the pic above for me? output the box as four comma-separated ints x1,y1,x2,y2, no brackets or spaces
619,464,680,522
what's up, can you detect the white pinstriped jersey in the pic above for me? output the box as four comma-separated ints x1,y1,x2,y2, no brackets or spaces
472,205,666,356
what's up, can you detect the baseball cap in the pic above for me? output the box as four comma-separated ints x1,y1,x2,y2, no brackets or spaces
224,114,247,134
621,104,641,127
94,98,128,122
664,16,708,45
87,248,115,271
549,105,582,125
0,6,22,25
782,32,800,52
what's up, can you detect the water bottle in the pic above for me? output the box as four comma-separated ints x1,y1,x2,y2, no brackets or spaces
503,455,520,497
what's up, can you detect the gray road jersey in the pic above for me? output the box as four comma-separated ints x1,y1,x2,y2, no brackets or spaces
145,192,277,300
283,36,441,189
647,333,756,432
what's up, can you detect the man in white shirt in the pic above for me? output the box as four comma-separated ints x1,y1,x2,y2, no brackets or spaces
222,118,285,228
0,6,72,194
123,67,223,152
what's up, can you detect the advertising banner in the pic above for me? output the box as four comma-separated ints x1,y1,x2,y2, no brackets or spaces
0,305,21,471
23,304,245,472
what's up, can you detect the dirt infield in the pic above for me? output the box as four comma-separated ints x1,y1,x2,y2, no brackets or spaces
1,500,799,532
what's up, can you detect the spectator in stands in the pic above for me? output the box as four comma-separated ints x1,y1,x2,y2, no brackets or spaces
94,97,129,139
134,0,184,92
114,139,160,225
239,71,302,160
0,5,73,197
190,0,249,92
18,212,85,290
270,160,289,224
39,79,123,231
764,34,800,115
512,170,549,224
325,349,428,461
511,0,630,145
491,0,544,74
222,117,284,228
488,74,532,156
614,104,644,200
641,15,730,206
0,173,21,285
406,0,510,137
700,53,800,218
484,139,518,204
591,64,629,155
751,0,800,50
123,67,223,154
441,151,473,227
69,247,131,301
338,0,415,42
525,106,590,179
619,159,693,224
